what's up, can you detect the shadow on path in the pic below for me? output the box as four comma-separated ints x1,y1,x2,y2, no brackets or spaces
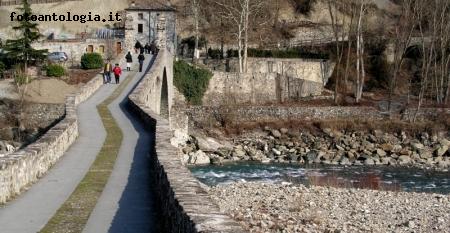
108,56,161,233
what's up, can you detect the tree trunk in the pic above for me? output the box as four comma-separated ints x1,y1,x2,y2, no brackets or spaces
243,0,250,73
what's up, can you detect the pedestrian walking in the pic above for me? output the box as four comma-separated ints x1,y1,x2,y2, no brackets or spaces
103,60,112,84
113,64,122,84
125,51,133,71
138,53,145,72
150,41,157,55
144,43,151,54
134,40,142,54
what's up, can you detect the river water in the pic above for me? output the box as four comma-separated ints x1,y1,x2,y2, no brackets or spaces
190,163,450,194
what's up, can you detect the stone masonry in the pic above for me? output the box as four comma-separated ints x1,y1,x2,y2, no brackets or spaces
0,72,104,204
128,49,245,232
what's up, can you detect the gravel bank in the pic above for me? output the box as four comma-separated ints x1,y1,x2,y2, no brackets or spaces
209,183,450,233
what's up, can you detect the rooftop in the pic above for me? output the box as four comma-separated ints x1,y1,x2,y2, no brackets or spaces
125,0,175,11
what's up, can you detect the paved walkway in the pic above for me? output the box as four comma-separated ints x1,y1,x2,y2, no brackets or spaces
0,55,156,233
83,56,157,233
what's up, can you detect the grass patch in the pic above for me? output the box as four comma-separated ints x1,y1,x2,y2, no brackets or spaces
40,70,136,233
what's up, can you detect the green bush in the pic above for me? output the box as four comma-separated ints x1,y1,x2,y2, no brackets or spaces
14,73,30,86
174,60,212,105
80,53,103,70
0,61,5,78
46,64,65,77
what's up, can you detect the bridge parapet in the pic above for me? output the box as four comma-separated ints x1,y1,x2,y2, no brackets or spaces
0,70,104,204
128,49,245,232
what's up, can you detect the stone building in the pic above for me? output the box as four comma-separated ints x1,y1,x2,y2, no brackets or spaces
124,1,176,53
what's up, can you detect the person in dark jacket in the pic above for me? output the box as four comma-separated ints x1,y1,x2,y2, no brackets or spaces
144,43,151,54
134,41,142,54
125,51,133,71
150,41,157,55
138,53,145,72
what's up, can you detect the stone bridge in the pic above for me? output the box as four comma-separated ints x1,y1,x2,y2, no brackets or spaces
0,49,243,233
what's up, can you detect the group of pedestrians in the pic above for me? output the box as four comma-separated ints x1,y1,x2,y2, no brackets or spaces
103,60,122,84
103,40,158,85
134,40,157,55
125,51,146,72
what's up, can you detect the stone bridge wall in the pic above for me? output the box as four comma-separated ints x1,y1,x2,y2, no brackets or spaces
128,49,245,232
0,73,104,204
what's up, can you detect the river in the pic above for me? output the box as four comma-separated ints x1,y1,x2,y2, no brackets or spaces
190,162,450,194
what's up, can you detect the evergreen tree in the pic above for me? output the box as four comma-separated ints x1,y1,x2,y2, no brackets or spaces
4,0,47,73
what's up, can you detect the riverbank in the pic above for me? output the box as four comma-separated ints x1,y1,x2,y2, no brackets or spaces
178,127,450,170
209,182,450,233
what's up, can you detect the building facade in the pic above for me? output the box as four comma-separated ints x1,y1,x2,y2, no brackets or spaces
124,1,176,53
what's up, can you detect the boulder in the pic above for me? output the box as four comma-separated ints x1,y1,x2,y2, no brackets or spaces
364,158,375,165
211,156,224,165
170,130,190,147
435,145,448,157
381,157,391,165
272,148,281,156
280,128,289,134
233,146,247,158
419,150,433,159
306,150,318,162
189,150,211,165
439,139,450,147
376,149,387,157
398,155,411,165
215,147,231,157
195,135,229,152
411,142,424,151
271,129,282,138
339,157,351,165
380,143,394,152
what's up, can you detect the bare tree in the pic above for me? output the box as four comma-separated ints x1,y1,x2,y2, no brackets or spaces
343,0,357,92
354,0,371,103
387,0,418,112
214,0,269,73
327,0,347,104
214,0,246,72
190,0,201,61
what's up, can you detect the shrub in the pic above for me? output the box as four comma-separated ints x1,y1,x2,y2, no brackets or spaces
80,53,103,69
208,48,223,59
46,64,65,77
14,73,30,86
181,36,207,49
174,60,212,105
0,61,5,78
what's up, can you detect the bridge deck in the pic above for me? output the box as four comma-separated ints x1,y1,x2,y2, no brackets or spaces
0,55,156,233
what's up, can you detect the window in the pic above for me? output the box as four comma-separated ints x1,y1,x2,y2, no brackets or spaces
99,45,105,53
138,24,143,33
138,13,143,20
87,45,94,53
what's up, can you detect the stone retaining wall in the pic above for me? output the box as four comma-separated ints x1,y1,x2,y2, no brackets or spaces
0,73,104,204
128,50,245,232
187,105,450,126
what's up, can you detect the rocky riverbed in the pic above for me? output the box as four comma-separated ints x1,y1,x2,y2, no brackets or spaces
209,182,450,233
177,127,450,170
